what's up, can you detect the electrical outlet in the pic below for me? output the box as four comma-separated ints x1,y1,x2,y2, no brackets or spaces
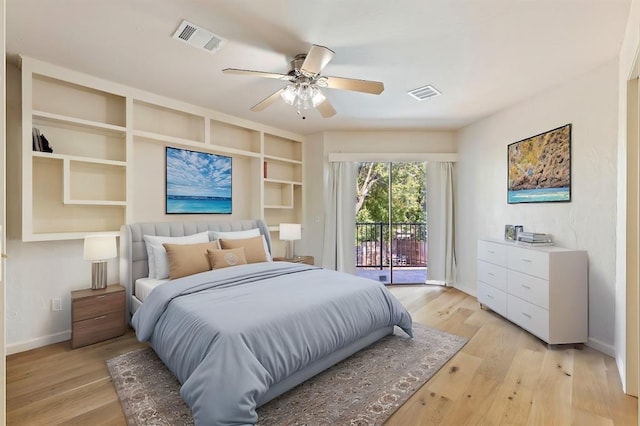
51,298,62,311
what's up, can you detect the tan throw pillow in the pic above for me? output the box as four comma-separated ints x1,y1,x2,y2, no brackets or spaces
163,241,219,279
207,248,248,270
220,236,268,264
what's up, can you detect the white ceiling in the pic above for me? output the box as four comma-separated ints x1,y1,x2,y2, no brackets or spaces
6,0,631,136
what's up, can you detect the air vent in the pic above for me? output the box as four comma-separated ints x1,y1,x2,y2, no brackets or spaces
172,20,226,54
407,85,442,101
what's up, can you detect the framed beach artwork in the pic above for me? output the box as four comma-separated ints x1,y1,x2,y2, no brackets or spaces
165,146,232,214
507,124,572,204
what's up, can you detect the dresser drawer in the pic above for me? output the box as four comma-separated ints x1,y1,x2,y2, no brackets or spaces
72,310,125,348
507,295,549,341
477,260,507,291
507,246,549,279
507,270,549,310
477,281,507,318
477,240,507,267
72,290,125,322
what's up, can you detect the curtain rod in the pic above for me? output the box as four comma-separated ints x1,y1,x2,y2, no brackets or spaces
327,153,458,162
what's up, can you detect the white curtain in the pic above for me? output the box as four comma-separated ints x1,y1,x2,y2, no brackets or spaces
426,162,456,285
322,162,357,273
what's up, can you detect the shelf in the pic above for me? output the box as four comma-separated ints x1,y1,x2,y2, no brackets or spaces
22,57,305,241
32,151,126,167
264,177,302,186
65,200,127,206
133,130,261,159
263,154,302,165
33,110,126,134
264,205,294,209
24,230,120,242
210,119,260,154
133,99,205,142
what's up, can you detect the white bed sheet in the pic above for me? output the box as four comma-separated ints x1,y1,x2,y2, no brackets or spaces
135,277,169,302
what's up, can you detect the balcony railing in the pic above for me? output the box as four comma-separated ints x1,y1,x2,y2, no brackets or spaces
356,222,427,269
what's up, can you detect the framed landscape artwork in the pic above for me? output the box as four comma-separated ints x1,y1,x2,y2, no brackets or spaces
507,124,572,204
165,146,232,214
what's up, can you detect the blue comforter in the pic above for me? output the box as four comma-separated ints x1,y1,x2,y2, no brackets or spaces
132,262,413,425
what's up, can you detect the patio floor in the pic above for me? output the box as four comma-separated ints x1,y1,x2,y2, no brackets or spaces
356,267,427,284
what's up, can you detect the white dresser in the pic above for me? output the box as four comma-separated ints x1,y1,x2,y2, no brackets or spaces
477,238,588,344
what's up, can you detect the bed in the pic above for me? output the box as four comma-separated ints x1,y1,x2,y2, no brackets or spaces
120,219,413,425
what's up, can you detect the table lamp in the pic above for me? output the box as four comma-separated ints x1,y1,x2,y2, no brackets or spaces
279,223,301,260
83,235,117,289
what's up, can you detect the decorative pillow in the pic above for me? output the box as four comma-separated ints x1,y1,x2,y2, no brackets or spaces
220,236,269,264
210,228,272,261
163,241,219,280
207,248,248,270
151,240,222,279
143,231,210,278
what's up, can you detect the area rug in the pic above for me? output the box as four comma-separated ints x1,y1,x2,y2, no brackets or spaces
107,324,467,425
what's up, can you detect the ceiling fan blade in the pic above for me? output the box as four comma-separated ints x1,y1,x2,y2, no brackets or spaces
317,98,336,118
324,76,384,95
300,45,335,77
223,68,289,80
250,88,285,112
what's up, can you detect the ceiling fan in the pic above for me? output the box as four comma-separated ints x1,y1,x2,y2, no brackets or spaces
222,44,384,118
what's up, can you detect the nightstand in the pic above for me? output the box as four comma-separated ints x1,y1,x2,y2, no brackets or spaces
71,284,125,349
273,255,315,266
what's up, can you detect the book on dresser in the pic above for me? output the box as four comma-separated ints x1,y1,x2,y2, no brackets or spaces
476,238,587,345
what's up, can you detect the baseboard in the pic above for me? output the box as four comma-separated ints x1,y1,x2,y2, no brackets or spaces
586,337,615,357
6,330,71,355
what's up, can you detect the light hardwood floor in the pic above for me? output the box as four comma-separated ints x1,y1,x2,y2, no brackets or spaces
6,286,638,425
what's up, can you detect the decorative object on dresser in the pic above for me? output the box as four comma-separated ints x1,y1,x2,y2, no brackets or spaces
279,223,301,260
517,231,554,246
507,123,572,204
71,284,125,349
504,225,515,241
273,255,314,266
476,238,587,344
83,235,117,289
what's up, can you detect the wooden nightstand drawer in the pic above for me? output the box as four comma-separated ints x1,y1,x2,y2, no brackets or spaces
72,311,125,349
72,290,125,322
273,255,314,266
71,284,125,349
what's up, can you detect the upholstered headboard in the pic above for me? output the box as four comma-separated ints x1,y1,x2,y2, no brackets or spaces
119,219,272,321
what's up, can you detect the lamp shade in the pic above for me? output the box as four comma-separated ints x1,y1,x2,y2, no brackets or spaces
279,223,301,241
83,235,117,261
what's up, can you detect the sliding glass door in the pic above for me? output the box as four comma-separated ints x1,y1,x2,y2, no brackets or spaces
355,162,427,284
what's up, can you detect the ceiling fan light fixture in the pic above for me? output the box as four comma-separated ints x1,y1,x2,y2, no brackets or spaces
280,83,326,111
281,84,297,106
311,86,326,107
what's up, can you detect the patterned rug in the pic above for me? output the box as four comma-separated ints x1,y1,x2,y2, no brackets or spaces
107,324,467,425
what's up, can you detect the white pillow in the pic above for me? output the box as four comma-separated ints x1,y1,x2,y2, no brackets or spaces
143,231,210,278
209,228,272,261
209,228,261,240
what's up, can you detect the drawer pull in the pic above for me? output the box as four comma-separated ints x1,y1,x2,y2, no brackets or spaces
521,284,531,290
93,315,107,320
521,259,532,263
521,312,532,319
487,294,494,299
488,250,495,254
487,272,495,276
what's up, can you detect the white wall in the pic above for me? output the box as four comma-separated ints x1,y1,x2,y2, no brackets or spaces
303,130,456,266
456,58,619,355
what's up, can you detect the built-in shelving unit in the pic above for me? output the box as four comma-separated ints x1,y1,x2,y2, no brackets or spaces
21,56,305,242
